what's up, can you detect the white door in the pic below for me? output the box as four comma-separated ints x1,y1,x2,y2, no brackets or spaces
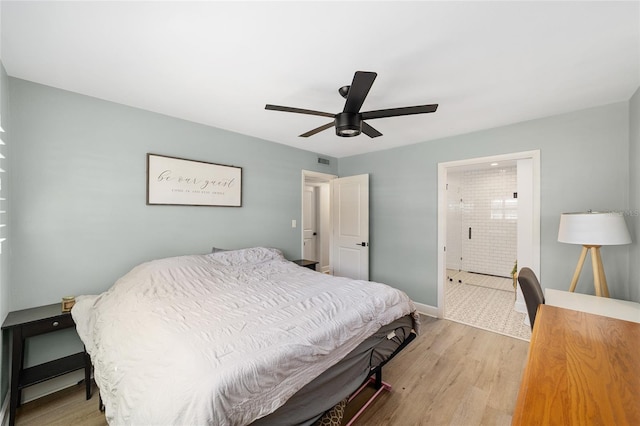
303,185,317,261
331,174,369,280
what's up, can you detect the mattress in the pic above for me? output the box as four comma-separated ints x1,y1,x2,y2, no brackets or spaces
72,247,419,425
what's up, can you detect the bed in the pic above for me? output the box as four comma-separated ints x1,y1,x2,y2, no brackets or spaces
72,247,419,425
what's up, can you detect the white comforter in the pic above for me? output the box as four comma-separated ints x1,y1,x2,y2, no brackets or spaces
73,247,418,425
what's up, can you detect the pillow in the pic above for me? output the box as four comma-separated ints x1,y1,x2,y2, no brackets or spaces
209,247,284,266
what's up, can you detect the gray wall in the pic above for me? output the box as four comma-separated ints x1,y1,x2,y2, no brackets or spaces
5,78,337,394
339,101,632,305
630,87,640,302
8,77,337,310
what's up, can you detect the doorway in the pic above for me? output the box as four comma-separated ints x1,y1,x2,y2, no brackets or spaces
446,162,518,277
302,170,336,273
301,171,370,279
437,151,540,339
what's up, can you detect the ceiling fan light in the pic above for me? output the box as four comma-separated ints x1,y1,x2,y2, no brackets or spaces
335,112,361,137
337,127,360,137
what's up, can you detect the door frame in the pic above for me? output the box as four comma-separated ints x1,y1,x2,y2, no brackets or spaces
436,150,541,318
302,184,319,262
301,170,337,272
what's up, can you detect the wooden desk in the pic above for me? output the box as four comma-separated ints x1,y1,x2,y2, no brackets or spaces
512,305,640,425
546,288,640,323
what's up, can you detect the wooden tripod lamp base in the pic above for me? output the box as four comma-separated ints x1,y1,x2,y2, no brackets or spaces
568,245,609,297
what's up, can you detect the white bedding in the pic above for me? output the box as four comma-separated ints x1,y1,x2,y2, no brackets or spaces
72,247,419,425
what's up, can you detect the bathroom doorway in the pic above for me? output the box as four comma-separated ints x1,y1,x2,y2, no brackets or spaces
446,161,517,278
437,151,540,340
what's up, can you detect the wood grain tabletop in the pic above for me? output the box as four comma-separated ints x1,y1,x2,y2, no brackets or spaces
512,304,640,425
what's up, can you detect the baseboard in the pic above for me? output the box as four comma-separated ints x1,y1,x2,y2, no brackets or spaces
0,391,8,426
514,286,527,313
413,302,438,318
0,370,85,426
21,370,85,404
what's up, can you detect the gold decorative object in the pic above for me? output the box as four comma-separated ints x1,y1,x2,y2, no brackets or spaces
61,296,75,313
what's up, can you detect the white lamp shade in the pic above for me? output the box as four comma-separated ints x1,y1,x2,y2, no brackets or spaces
558,211,631,245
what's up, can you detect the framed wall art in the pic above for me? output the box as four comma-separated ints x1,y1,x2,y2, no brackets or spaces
146,153,242,207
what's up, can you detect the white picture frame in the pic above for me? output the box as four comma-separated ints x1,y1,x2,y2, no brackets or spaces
146,153,242,207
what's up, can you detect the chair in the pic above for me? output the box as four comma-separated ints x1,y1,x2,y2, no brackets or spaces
517,267,545,329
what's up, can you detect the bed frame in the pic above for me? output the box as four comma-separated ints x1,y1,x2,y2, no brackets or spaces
343,330,416,425
251,315,417,426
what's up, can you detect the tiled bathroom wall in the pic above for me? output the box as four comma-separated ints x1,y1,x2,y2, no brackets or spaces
447,166,517,277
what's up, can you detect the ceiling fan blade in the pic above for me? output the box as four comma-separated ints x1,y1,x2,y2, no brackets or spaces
265,104,334,118
362,122,382,138
361,104,438,120
343,71,377,114
299,122,334,137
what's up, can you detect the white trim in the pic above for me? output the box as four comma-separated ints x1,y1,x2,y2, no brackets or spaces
437,150,541,319
0,391,8,426
413,301,439,318
301,170,337,264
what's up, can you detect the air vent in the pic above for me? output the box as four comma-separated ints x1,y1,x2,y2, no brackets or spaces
318,157,330,165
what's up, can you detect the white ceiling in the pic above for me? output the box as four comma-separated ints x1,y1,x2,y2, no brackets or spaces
2,1,639,158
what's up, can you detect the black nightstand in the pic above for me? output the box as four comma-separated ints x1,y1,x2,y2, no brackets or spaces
1,303,92,426
292,259,319,271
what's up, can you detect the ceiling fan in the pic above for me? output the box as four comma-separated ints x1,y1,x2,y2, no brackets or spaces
265,71,438,138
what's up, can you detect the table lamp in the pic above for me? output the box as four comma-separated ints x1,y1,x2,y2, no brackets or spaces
558,211,631,297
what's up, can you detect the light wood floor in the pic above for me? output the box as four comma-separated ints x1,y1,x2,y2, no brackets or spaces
15,316,529,426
